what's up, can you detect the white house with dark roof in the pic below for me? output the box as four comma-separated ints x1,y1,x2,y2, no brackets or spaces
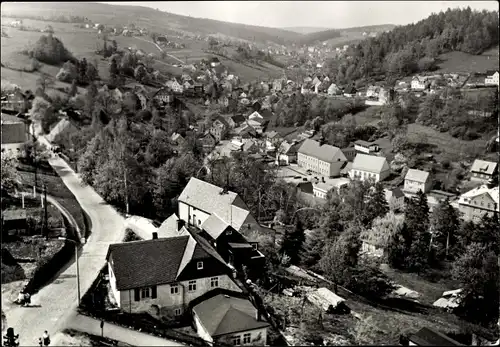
276,140,303,166
404,169,432,194
411,76,428,91
192,292,269,346
385,187,405,212
470,159,498,183
354,140,380,154
457,185,499,222
105,230,241,317
349,154,390,183
297,139,347,177
1,113,29,154
485,70,499,86
177,178,260,233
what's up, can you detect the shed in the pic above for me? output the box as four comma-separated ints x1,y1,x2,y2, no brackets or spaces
1,209,28,236
306,287,350,314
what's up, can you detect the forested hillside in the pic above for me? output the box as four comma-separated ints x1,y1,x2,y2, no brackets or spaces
326,7,499,85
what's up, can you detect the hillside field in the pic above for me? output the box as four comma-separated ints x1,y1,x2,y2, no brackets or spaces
436,46,499,74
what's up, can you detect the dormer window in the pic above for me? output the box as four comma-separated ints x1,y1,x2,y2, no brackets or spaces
197,261,204,270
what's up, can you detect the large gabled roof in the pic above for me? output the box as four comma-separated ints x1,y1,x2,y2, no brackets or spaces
405,169,430,183
298,139,346,163
352,153,389,174
193,294,269,337
470,159,497,175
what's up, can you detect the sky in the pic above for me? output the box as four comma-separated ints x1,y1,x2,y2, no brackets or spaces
101,1,498,29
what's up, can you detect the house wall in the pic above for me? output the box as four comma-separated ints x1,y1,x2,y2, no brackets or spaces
1,143,25,155
117,274,241,315
471,171,494,182
108,257,120,307
350,169,389,183
404,179,431,193
313,187,328,199
178,201,211,228
361,242,384,258
485,73,499,86
458,203,498,222
297,153,345,177
215,327,268,346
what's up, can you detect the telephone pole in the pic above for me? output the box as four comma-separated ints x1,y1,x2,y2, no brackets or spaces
44,184,48,239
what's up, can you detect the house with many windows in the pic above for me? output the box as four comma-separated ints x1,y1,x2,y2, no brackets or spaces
485,70,499,86
1,113,29,155
105,232,242,318
457,185,499,222
192,292,269,346
297,139,347,177
469,159,498,183
349,154,390,182
354,140,380,154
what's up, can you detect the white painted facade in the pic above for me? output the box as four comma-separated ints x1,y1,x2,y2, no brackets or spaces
485,71,499,86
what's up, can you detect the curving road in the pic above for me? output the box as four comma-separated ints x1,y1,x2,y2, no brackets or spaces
2,155,126,346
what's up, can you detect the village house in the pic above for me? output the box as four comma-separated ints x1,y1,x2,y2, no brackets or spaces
183,80,195,91
197,213,265,268
272,78,285,92
199,133,217,151
210,57,221,68
366,85,381,98
171,133,187,147
385,187,405,212
297,139,347,177
209,118,228,143
153,88,174,105
484,70,499,86
1,113,29,155
343,85,357,98
192,292,269,346
350,154,390,183
469,159,498,183
275,140,302,166
242,139,259,154
105,232,242,317
354,140,379,154
457,185,499,222
1,89,33,114
404,169,433,194
313,182,331,199
234,124,257,139
411,76,428,91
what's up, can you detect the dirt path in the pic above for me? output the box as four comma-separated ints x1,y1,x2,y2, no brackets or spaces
133,36,185,64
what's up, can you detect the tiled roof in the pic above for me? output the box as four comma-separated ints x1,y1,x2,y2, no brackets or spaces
352,154,389,174
193,294,269,337
298,139,346,163
405,169,430,183
178,178,251,231
201,213,230,240
409,327,462,346
470,159,497,175
106,236,189,290
354,140,375,147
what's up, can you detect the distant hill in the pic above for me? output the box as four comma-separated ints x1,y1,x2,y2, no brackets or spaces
296,24,395,45
283,27,332,34
1,2,302,45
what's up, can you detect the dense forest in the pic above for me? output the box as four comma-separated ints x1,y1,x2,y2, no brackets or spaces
296,29,342,45
326,7,499,85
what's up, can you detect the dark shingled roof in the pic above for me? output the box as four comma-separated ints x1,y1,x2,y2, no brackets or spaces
298,139,345,163
193,294,269,337
106,236,189,290
409,327,463,346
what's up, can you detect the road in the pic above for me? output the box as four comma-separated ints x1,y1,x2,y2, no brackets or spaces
51,312,186,346
133,36,185,64
2,153,126,346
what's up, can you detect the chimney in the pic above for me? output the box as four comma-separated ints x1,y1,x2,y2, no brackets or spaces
177,219,185,231
256,310,262,321
319,137,325,146
152,232,158,240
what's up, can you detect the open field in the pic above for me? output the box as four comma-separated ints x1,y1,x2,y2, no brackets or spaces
436,46,499,74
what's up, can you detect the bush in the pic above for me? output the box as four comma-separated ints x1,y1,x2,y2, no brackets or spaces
56,61,78,82
124,228,142,242
31,35,74,65
345,265,395,299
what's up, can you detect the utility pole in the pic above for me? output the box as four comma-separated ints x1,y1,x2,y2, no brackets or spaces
44,184,48,240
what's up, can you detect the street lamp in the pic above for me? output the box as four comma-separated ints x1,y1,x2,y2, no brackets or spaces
58,237,85,305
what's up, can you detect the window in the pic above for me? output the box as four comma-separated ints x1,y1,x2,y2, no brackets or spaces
232,335,241,346
227,229,232,235
243,333,251,344
174,308,182,316
252,243,258,251
211,277,219,288
141,287,150,299
197,261,204,270
171,285,179,294
188,280,197,292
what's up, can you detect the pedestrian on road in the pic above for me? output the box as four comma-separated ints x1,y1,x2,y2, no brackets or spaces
42,331,50,346
38,337,43,347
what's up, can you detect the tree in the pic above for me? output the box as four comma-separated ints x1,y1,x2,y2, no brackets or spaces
279,218,306,265
387,222,412,269
1,151,21,193
29,96,51,122
365,182,389,227
36,75,55,93
69,79,77,97
109,57,119,82
134,65,147,82
346,265,396,299
430,198,460,259
85,61,99,82
361,211,405,255
300,228,326,269
56,61,78,82
319,222,362,291
452,243,499,328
